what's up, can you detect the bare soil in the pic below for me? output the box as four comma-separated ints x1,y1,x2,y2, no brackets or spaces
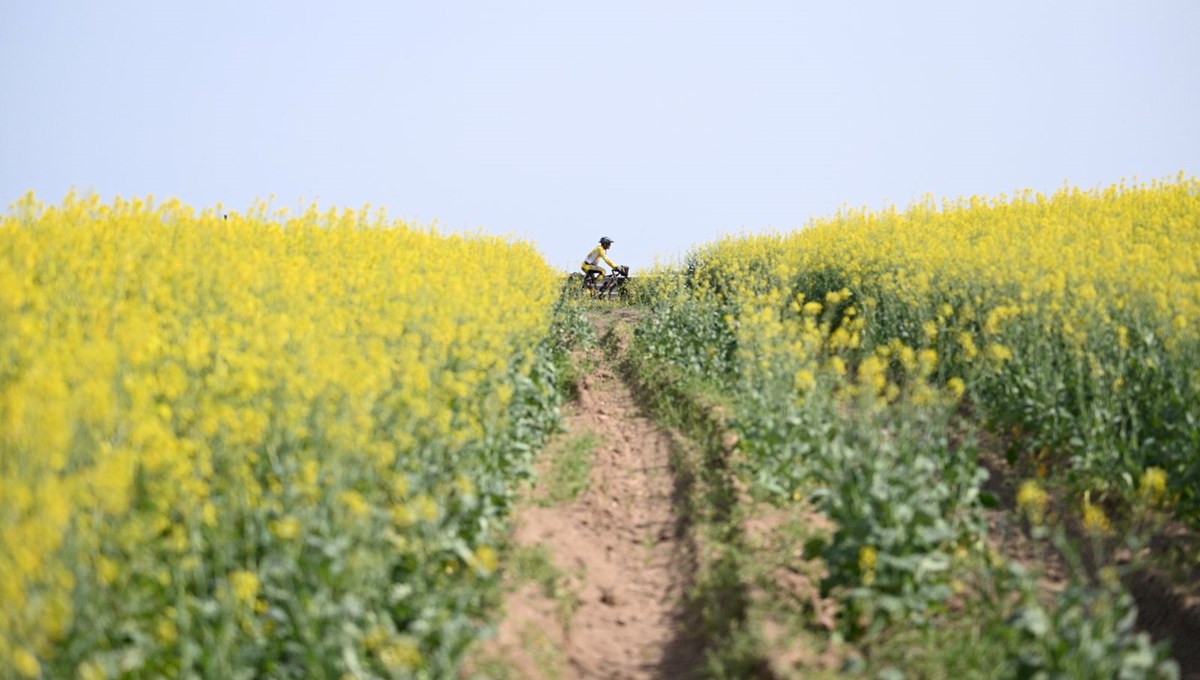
466,307,702,679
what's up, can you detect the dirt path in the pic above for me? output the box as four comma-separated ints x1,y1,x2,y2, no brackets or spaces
466,309,701,679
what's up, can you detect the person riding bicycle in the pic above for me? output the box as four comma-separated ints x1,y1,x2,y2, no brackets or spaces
582,237,619,291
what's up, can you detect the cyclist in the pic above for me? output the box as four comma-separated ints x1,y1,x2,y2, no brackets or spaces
582,237,619,292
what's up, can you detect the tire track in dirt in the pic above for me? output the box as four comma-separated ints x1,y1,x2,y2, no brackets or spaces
466,309,702,679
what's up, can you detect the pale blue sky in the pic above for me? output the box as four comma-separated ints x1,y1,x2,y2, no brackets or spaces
3,1,1198,271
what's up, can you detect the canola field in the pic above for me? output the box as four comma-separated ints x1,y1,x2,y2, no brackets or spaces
0,194,563,678
633,175,1197,675
646,175,1199,508
3,176,1197,678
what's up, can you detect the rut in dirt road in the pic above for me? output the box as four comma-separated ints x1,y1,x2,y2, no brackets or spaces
468,312,704,680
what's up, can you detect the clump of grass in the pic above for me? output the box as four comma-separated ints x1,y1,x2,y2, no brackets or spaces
509,545,563,599
539,431,598,505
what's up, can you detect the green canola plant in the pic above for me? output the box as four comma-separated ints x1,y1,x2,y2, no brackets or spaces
633,176,1196,677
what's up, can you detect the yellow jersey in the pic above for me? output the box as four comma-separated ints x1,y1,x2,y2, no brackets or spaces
584,244,616,269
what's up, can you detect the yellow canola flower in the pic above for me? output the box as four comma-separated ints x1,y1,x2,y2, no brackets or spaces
454,474,476,497
76,660,106,680
391,474,411,499
472,545,499,574
858,356,888,395
379,636,423,672
414,494,439,522
270,517,301,540
1081,494,1112,536
155,616,178,645
793,368,816,392
391,503,417,528
858,545,878,586
1016,480,1049,524
828,356,847,377
1138,466,1168,505
923,320,939,340
858,545,877,571
13,648,40,678
986,343,1013,363
917,349,938,377
228,570,260,605
339,490,371,519
958,332,978,361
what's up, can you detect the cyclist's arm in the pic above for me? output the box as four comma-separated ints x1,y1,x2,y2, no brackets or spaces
601,252,617,269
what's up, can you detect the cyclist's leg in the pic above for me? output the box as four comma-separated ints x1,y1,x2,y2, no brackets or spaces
581,263,604,293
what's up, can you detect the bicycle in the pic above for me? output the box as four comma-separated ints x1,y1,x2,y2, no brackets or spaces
583,265,629,300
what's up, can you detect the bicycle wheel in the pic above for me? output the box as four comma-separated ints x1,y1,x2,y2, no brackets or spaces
595,277,610,299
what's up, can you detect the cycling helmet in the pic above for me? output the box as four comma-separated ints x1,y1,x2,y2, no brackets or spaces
600,237,613,246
